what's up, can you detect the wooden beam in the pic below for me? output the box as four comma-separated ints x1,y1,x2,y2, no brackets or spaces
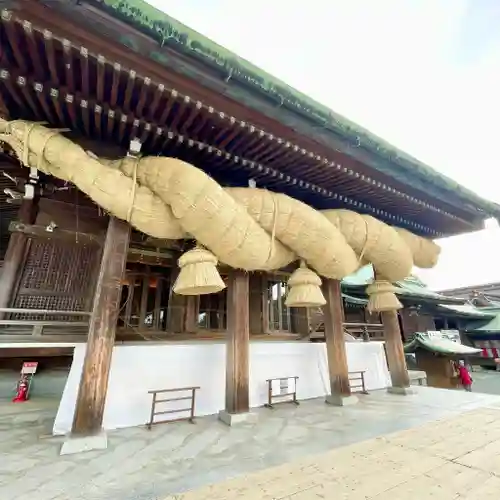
322,279,353,403
381,310,411,391
128,246,175,260
71,217,130,435
224,269,250,415
8,221,103,245
0,199,38,320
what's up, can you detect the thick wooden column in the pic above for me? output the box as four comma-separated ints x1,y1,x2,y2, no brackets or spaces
381,310,411,392
0,199,38,319
322,279,356,405
72,217,130,435
221,269,250,422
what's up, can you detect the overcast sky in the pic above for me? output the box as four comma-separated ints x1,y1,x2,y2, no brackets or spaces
146,0,500,290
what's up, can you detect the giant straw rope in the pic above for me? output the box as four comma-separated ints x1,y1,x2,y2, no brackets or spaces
0,120,441,311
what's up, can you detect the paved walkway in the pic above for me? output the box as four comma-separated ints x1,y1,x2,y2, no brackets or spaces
1,387,500,499
168,406,500,499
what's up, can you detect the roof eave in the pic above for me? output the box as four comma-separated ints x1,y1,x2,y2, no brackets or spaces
82,0,500,226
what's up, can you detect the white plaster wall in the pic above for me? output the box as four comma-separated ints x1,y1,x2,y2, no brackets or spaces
53,341,391,435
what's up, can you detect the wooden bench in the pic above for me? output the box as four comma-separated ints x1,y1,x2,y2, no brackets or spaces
147,386,200,429
344,323,385,341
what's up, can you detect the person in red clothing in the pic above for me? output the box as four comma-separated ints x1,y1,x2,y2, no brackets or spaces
455,361,473,391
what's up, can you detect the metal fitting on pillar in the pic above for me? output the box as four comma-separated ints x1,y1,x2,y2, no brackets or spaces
128,138,142,158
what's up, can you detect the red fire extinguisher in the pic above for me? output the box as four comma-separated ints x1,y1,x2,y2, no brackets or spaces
12,374,30,403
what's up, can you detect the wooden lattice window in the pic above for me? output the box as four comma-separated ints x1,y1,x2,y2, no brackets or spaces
12,238,100,321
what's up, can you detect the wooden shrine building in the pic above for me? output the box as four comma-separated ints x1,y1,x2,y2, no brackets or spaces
331,269,497,342
1,0,500,450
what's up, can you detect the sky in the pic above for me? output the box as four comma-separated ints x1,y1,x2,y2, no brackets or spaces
146,0,500,290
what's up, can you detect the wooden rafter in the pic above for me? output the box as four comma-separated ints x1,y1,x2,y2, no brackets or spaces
0,66,476,237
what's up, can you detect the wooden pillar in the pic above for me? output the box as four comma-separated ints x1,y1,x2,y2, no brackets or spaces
138,268,150,328
185,296,198,332
249,273,264,334
165,267,199,333
0,199,38,319
322,279,356,405
262,275,270,334
291,307,310,336
216,292,226,330
153,277,163,330
123,275,136,327
166,268,184,332
381,310,411,392
72,217,130,435
220,269,250,422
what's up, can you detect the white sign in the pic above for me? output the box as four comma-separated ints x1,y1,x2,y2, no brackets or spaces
426,331,442,339
21,362,38,375
271,377,296,396
441,330,461,343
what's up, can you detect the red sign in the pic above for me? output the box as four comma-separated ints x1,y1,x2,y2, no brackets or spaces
21,362,38,374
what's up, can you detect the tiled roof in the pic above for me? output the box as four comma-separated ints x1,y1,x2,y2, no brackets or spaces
404,333,482,355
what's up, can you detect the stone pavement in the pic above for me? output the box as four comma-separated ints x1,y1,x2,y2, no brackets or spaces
1,387,500,499
167,406,500,499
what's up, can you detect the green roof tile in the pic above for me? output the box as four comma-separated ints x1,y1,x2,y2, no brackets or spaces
468,314,500,333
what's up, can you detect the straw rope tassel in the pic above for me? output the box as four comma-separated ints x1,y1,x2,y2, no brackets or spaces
173,245,226,295
366,278,402,313
285,260,326,308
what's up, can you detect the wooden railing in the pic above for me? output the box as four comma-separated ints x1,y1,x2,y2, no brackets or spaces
343,322,385,341
310,321,385,341
0,308,91,337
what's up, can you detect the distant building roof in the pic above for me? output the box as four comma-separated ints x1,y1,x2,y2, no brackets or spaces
439,283,500,307
404,333,482,356
436,304,497,319
342,293,368,307
342,265,464,304
467,314,500,334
